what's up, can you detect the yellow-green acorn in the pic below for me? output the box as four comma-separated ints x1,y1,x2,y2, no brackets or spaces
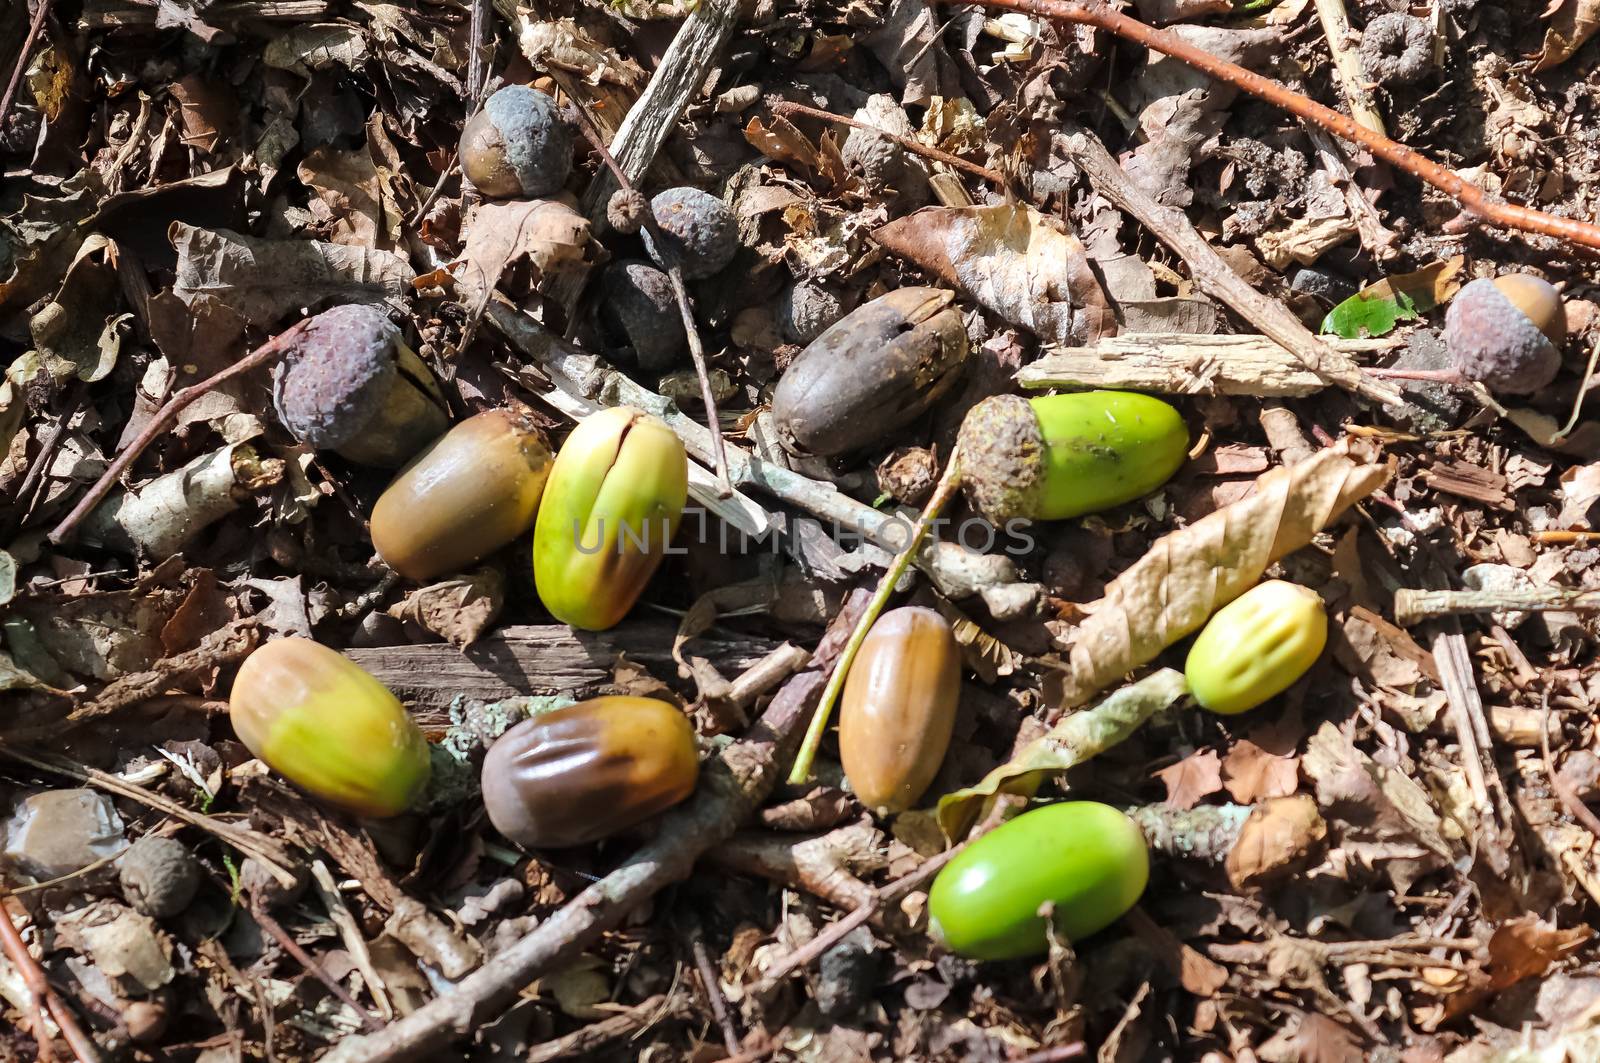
230,639,430,817
532,407,688,631
928,801,1149,960
956,391,1188,523
480,696,699,848
371,408,553,581
1185,580,1327,715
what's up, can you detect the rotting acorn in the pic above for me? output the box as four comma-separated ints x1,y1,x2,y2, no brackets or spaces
273,304,449,468
599,260,687,370
956,391,1188,523
532,406,688,631
1185,579,1327,715
771,287,969,457
1444,273,1567,394
459,84,573,199
480,696,699,848
838,606,961,814
230,638,430,818
642,187,738,279
371,407,554,582
928,801,1149,961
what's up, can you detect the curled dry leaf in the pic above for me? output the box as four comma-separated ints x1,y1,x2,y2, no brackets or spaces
1156,748,1223,811
1050,441,1391,709
873,204,1117,345
936,668,1190,840
1535,0,1600,71
388,568,506,648
1225,794,1327,890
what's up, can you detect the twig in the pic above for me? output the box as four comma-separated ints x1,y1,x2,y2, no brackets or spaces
2,383,83,540
524,993,692,1063
1430,626,1517,877
65,619,259,723
1534,530,1600,544
1014,1046,1087,1063
250,900,383,1033
967,0,1600,252
769,100,1005,186
319,596,867,1063
1312,0,1386,135
690,928,741,1056
47,320,310,546
0,890,99,1062
788,447,965,784
1554,335,1600,442
0,0,51,134
1054,125,1403,406
1395,587,1600,626
1540,693,1600,841
565,105,733,496
751,834,971,991
466,0,488,102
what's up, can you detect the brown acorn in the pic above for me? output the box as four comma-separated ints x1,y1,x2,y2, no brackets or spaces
838,606,961,814
479,696,699,848
1444,274,1567,394
371,407,553,581
459,85,573,199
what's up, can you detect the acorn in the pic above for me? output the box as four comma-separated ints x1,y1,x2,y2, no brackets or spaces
532,407,688,631
771,287,968,457
460,85,573,199
956,391,1189,523
230,638,431,818
1444,274,1566,394
273,304,449,468
599,260,687,370
371,407,553,581
642,187,738,279
928,801,1149,960
480,696,699,848
1185,580,1327,715
838,606,961,814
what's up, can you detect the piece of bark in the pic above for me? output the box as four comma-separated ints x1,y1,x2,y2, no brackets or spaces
1018,334,1397,397
346,621,782,719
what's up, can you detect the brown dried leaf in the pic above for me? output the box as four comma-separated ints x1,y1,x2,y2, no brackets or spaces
1226,795,1326,890
387,568,505,648
874,204,1116,345
1442,915,1593,1019
1536,0,1600,70
455,199,601,308
1052,442,1392,707
1221,739,1299,804
1156,749,1223,811
744,115,819,170
298,146,398,250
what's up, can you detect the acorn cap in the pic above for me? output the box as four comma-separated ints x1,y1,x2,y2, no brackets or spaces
955,394,1045,524
1444,275,1566,394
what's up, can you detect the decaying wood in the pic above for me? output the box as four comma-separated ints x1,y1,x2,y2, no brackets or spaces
1051,442,1391,708
1395,586,1600,626
1431,627,1519,878
320,594,866,1063
346,621,781,718
1019,334,1397,397
1054,126,1403,406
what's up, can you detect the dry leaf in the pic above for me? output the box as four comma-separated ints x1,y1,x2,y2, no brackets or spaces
1221,739,1299,804
937,668,1189,839
454,199,600,307
1536,0,1600,70
298,146,399,250
1226,795,1326,889
1051,442,1391,708
387,568,505,648
1156,749,1223,811
1357,256,1465,314
874,204,1116,345
744,115,819,171
1442,915,1593,1019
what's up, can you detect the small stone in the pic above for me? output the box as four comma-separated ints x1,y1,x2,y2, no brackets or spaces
1387,330,1468,433
119,835,201,919
2,788,127,881
815,926,881,1018
777,282,848,345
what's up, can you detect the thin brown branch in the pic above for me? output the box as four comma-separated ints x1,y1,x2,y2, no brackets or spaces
1395,586,1600,626
769,100,1005,186
1540,694,1600,841
0,890,98,1062
565,105,734,497
690,928,741,1056
47,319,311,546
0,0,52,134
319,593,869,1063
969,0,1600,252
250,900,383,1033
524,993,692,1063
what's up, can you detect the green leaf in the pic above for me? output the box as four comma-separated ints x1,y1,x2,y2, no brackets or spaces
1320,290,1419,339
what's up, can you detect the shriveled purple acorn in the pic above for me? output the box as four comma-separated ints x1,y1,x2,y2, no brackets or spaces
642,187,737,280
460,85,573,199
273,304,449,467
1444,274,1567,394
599,260,687,370
480,696,699,848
